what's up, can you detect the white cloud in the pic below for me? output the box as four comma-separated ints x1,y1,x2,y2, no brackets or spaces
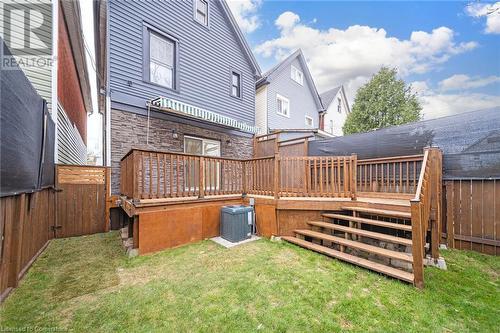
275,11,300,31
411,80,500,119
226,0,262,33
254,12,478,102
411,81,430,95
438,74,500,91
420,92,500,119
465,2,500,34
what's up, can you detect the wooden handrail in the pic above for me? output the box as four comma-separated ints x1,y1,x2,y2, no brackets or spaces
412,149,429,202
358,154,424,164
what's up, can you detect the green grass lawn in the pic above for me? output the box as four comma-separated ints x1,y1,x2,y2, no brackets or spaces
1,232,499,332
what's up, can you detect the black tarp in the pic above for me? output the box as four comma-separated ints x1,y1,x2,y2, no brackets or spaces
1,39,55,196
309,107,500,179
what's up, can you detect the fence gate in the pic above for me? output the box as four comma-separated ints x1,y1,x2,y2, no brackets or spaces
55,165,110,238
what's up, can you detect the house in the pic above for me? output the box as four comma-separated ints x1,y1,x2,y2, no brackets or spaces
104,0,261,194
255,49,327,141
319,85,350,136
57,0,93,164
1,0,92,164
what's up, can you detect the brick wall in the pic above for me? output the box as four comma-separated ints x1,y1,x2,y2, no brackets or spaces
111,109,254,194
57,4,87,144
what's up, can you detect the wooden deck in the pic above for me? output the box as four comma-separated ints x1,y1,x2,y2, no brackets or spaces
118,148,442,288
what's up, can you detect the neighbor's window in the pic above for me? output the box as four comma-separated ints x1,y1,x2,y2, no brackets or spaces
276,94,290,117
291,65,303,85
305,116,313,127
149,31,175,88
337,97,342,113
231,72,241,98
329,120,334,134
195,0,208,26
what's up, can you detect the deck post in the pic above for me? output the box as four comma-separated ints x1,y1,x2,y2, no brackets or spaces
8,193,26,288
351,154,357,200
274,155,280,199
410,200,424,289
199,157,205,199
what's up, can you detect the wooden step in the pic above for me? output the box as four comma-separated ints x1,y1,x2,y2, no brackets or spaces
308,221,413,246
341,206,411,219
282,236,414,283
322,213,412,232
294,229,413,263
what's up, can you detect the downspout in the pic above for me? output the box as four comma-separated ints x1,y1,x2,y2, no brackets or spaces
104,0,111,167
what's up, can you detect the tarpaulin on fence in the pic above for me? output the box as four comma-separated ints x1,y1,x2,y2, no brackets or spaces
309,107,500,179
0,39,55,196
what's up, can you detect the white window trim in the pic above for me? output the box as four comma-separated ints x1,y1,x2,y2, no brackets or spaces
276,94,290,118
305,115,314,127
194,0,209,27
291,65,303,85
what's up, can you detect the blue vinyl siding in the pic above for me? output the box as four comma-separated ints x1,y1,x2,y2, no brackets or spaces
266,58,319,130
109,0,256,125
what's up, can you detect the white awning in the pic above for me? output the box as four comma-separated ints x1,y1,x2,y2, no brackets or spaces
150,97,260,134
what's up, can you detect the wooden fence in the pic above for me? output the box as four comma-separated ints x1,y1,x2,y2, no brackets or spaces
443,179,499,255
253,133,309,158
0,189,55,302
55,165,110,238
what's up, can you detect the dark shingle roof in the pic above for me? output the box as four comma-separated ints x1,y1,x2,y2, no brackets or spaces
319,86,342,108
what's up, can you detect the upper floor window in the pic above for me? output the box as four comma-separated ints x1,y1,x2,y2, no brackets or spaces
337,97,342,113
231,71,241,98
276,94,290,117
149,31,175,89
291,65,303,85
305,115,313,127
195,0,209,26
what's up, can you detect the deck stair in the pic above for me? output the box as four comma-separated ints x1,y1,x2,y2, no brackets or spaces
282,205,416,284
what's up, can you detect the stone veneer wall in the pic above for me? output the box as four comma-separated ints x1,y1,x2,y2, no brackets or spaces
111,109,254,194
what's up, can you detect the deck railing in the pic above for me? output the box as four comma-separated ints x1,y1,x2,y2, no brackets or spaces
410,148,442,288
357,154,423,195
120,149,356,200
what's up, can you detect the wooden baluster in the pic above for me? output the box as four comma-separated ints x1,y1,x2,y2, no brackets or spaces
392,162,396,192
343,157,348,197
319,158,323,196
156,153,160,198
399,162,403,193
169,155,173,197
162,154,166,198
176,155,180,197
273,156,280,199
199,157,205,198
413,161,417,192
406,161,409,193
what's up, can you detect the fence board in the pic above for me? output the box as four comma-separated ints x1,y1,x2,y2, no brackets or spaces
443,179,499,255
55,165,109,238
0,189,55,302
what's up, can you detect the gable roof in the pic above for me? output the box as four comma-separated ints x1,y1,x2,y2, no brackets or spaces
256,49,324,112
320,85,351,113
219,0,261,76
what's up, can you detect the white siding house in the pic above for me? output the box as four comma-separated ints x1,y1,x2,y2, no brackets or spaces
320,86,350,136
255,49,325,136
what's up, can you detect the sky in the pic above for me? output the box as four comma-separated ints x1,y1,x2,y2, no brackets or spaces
83,0,500,163
227,0,500,119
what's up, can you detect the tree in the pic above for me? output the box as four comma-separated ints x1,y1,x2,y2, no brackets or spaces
343,67,422,135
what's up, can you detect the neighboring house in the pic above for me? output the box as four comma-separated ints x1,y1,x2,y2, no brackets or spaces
57,0,92,164
255,49,327,140
105,0,261,193
319,85,351,136
1,1,91,164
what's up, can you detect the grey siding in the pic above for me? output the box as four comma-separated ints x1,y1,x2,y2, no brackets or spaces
57,104,87,165
266,58,319,131
0,0,53,113
109,0,255,125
